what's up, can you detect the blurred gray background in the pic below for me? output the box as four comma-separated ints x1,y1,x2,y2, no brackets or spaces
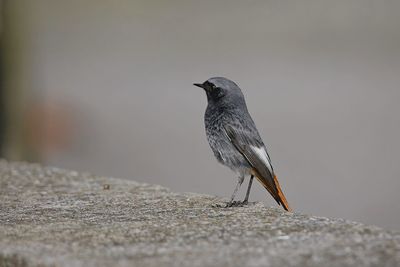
2,0,400,230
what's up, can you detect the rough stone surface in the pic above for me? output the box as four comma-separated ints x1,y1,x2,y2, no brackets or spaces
0,160,399,267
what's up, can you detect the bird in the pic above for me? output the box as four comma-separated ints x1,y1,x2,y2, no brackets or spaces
194,77,292,211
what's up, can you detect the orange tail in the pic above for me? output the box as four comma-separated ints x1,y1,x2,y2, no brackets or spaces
252,169,292,212
273,174,292,212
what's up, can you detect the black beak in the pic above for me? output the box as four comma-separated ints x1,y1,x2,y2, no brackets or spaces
193,83,204,89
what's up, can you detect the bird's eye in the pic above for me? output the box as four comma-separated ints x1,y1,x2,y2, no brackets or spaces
204,81,215,90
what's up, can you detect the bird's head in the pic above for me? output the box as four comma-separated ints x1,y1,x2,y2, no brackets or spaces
193,77,245,107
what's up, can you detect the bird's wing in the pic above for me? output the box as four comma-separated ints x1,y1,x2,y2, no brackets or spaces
224,124,292,211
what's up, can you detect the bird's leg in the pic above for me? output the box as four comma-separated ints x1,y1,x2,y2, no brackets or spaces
226,176,244,207
242,175,254,205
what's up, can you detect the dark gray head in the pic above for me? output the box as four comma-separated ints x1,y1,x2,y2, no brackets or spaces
193,77,246,107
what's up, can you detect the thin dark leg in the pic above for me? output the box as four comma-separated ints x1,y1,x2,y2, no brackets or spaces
242,175,254,205
226,176,244,207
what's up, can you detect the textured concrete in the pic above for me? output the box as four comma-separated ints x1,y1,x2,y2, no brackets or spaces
0,160,399,267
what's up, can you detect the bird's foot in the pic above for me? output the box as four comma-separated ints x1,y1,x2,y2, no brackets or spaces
212,200,253,208
225,201,246,207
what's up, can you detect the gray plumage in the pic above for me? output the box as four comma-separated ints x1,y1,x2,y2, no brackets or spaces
194,77,291,211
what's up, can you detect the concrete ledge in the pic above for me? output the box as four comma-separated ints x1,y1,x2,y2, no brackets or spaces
0,160,399,267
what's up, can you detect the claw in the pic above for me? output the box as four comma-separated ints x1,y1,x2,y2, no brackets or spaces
225,201,243,207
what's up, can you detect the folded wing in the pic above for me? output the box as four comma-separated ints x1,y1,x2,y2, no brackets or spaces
224,125,292,211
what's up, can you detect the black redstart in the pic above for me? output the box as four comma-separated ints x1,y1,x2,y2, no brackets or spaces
194,77,292,211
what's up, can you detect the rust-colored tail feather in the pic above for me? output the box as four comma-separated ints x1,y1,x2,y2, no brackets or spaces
272,174,292,212
252,169,292,212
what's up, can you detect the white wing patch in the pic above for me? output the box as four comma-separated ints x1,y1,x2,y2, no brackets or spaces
251,146,273,174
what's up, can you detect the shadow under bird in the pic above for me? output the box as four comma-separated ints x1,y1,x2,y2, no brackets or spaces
194,77,292,211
